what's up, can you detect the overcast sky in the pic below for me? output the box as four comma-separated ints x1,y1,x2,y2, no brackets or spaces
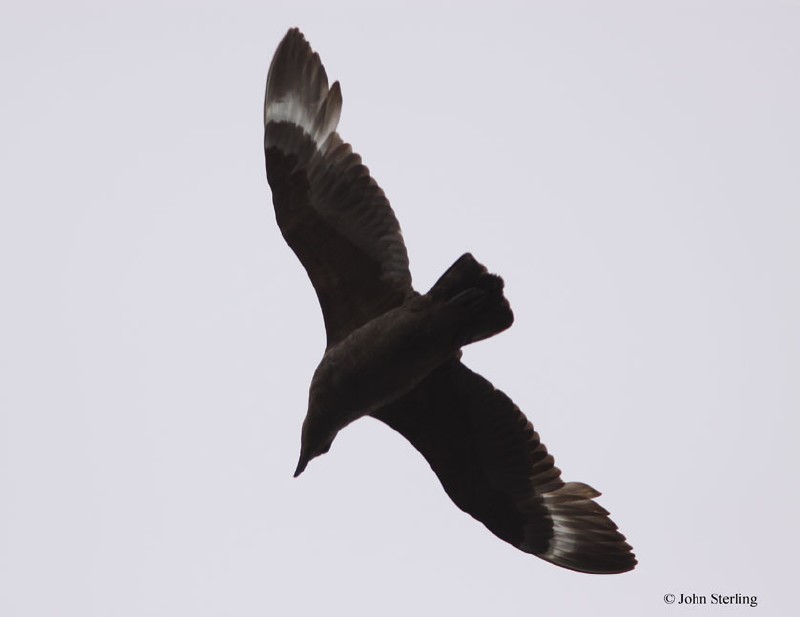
1,1,798,615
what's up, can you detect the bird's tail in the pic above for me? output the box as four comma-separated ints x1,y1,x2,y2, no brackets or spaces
427,253,514,346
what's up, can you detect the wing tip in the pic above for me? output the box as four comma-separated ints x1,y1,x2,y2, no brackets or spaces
264,28,342,149
531,482,637,574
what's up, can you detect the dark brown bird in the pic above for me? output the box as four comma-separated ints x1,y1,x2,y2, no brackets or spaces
264,28,636,574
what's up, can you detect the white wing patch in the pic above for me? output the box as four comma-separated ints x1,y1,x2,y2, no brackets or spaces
529,481,623,570
264,82,342,153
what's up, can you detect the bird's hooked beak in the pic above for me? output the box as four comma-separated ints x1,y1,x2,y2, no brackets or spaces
294,447,310,478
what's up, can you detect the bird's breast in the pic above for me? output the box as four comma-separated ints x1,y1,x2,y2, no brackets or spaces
309,297,461,427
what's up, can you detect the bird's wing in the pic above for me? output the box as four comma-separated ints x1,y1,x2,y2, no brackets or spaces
371,360,636,574
264,29,413,347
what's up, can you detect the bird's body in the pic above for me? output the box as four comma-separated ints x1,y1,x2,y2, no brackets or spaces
300,254,513,475
310,296,456,422
264,28,637,574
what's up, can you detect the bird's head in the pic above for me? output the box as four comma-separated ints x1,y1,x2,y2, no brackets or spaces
293,410,336,477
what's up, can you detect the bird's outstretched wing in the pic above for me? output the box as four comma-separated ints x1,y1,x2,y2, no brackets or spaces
264,29,413,347
371,360,636,574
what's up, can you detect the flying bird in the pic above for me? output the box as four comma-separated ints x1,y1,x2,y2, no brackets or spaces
264,28,636,574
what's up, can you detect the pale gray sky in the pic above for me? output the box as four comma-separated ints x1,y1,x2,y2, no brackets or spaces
1,1,798,615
